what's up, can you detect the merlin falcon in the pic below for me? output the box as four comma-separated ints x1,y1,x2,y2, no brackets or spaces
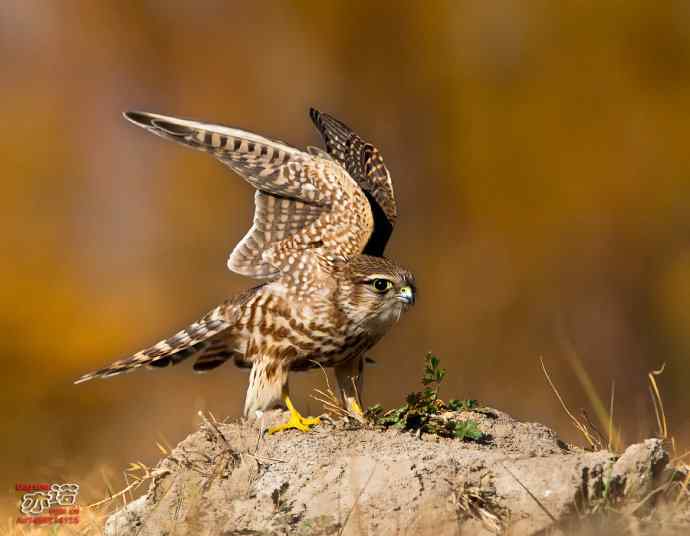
76,108,416,433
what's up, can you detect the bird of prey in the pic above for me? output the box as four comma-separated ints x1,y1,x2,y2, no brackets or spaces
75,108,415,433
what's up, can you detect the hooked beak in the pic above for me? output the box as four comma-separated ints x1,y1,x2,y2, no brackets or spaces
397,285,415,305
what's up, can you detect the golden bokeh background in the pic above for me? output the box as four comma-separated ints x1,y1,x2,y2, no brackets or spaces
3,0,690,520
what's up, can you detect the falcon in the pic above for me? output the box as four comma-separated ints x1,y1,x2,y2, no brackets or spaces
75,108,416,433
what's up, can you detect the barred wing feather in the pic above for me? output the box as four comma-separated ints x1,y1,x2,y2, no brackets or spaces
124,111,373,280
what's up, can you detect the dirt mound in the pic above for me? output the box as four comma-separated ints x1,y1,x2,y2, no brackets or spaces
104,408,688,535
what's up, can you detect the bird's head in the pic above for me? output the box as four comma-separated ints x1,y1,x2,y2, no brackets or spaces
338,255,416,330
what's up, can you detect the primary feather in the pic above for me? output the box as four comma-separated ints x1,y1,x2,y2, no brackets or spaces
309,108,397,256
124,111,374,285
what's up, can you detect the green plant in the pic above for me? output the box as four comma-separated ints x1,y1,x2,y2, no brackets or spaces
367,353,485,441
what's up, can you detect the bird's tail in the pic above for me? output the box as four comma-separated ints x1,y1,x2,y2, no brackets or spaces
74,303,236,384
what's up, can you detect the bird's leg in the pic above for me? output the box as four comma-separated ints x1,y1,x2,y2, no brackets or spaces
334,355,365,419
268,395,320,434
244,358,319,433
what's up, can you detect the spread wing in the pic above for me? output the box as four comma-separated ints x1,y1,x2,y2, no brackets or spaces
309,108,396,256
124,111,373,283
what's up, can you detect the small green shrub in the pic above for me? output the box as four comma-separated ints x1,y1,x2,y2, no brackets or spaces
367,353,485,441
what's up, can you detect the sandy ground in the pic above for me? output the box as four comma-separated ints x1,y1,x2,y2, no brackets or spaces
103,408,689,535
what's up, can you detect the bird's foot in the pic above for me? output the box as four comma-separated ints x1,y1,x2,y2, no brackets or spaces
343,396,365,422
268,396,320,434
268,413,320,434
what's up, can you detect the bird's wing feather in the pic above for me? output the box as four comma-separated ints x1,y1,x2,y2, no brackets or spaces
309,108,396,256
74,303,234,383
74,286,263,384
124,111,374,280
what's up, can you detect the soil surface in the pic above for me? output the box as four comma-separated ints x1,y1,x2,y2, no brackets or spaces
104,408,689,535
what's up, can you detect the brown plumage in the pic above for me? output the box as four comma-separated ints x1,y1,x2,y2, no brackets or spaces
75,109,415,422
309,108,396,256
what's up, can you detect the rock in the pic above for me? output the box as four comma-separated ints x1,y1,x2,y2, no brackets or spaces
104,496,146,535
103,408,688,535
610,439,669,502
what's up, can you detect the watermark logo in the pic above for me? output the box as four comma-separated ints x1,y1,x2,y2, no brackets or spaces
16,483,80,525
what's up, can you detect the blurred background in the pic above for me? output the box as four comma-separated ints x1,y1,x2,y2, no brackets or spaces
3,0,690,520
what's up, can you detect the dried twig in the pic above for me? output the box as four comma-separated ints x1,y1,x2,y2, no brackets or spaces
310,360,360,421
540,357,599,450
450,478,507,533
648,364,668,439
245,453,286,465
339,466,377,536
88,463,164,509
198,410,233,451
501,463,557,523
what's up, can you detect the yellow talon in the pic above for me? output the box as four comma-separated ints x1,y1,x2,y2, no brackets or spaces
268,396,320,434
350,399,363,416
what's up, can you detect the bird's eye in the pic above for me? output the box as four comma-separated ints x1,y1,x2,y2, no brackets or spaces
370,278,393,293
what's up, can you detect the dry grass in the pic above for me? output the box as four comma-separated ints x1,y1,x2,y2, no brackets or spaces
2,463,153,536
5,355,689,535
540,357,605,451
2,411,231,536
450,479,510,534
541,352,690,534
310,361,363,422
